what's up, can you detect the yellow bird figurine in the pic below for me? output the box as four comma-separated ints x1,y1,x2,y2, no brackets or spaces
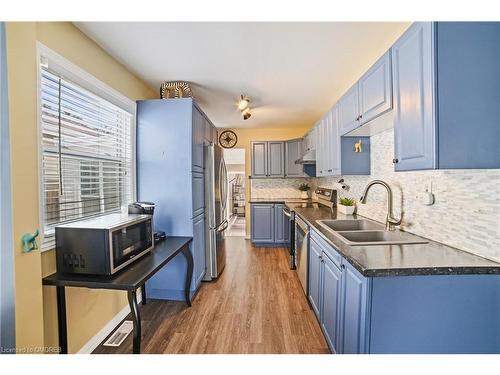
354,139,362,153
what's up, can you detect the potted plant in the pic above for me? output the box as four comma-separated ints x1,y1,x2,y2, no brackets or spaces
298,183,311,199
338,197,356,215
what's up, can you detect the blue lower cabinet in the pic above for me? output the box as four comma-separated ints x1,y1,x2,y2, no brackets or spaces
250,204,274,243
250,203,290,246
321,254,342,353
309,229,500,354
369,275,500,353
340,261,370,354
308,238,322,318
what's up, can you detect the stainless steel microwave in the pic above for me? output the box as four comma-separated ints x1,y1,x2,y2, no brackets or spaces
55,214,154,275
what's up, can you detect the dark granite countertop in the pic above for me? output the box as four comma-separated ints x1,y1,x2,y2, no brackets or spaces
250,198,311,204
288,205,500,277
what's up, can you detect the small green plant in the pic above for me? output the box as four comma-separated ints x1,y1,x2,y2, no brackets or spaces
339,197,355,206
298,183,310,192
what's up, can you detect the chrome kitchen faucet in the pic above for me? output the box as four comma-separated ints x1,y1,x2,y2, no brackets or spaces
359,180,403,231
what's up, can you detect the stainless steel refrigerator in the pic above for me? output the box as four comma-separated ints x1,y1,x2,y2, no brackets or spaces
203,143,228,280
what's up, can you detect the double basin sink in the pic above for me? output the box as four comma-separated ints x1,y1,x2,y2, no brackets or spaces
316,219,428,246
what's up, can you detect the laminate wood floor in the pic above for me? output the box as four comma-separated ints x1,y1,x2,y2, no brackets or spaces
93,237,330,354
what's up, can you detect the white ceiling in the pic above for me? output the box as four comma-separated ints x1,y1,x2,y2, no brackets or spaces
75,22,410,129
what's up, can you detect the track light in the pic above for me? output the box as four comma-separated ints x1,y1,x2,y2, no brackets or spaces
242,107,251,120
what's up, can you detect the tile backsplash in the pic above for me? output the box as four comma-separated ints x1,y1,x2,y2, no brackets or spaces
251,178,313,199
313,128,500,263
251,128,500,262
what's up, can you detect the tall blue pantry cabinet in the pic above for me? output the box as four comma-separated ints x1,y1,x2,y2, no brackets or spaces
136,98,207,300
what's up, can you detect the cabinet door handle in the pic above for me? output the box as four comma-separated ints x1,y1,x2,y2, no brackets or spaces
356,115,360,121
327,169,332,172
341,264,345,270
359,114,363,119
392,158,399,164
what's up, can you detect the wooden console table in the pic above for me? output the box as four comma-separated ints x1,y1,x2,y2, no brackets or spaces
42,236,193,354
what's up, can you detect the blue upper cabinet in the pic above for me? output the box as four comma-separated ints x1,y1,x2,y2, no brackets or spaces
392,22,500,171
358,51,392,125
337,51,392,137
327,106,341,176
338,84,360,135
251,141,286,178
392,22,436,171
316,119,326,176
192,105,205,173
268,141,285,177
285,139,304,177
251,141,268,178
436,22,500,169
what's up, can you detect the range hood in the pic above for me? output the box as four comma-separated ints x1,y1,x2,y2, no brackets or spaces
295,149,316,165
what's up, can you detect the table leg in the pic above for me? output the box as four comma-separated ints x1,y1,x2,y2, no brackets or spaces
181,245,193,306
56,286,68,354
127,289,141,354
141,284,147,305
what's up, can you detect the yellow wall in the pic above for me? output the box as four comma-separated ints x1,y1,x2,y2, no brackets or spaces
5,22,156,353
219,127,309,236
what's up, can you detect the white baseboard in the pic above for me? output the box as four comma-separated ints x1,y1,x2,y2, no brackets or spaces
77,292,142,354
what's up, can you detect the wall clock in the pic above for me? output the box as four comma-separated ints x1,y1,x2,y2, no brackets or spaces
219,130,238,148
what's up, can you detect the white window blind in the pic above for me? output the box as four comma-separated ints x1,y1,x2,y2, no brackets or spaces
40,66,134,240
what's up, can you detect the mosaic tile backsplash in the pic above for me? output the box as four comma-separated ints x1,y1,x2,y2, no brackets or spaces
251,128,500,262
251,178,312,199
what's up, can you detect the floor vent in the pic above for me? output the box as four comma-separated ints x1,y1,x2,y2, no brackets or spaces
103,320,134,347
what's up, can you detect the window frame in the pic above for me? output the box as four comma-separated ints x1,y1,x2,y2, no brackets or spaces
36,42,137,251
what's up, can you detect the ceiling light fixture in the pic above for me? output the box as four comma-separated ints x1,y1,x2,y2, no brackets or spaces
237,95,249,111
238,94,252,120
242,107,251,120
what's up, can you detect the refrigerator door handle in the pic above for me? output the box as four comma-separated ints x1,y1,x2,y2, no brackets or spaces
214,219,229,233
218,159,225,214
210,219,227,231
222,159,228,216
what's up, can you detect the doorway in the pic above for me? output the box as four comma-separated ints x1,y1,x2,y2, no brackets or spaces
223,148,246,237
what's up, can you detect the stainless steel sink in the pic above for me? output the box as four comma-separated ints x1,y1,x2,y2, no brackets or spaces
335,230,428,246
316,219,428,246
317,219,384,232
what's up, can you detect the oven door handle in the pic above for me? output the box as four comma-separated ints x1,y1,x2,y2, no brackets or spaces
282,208,291,218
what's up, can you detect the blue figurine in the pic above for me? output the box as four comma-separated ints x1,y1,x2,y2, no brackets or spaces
21,229,39,253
